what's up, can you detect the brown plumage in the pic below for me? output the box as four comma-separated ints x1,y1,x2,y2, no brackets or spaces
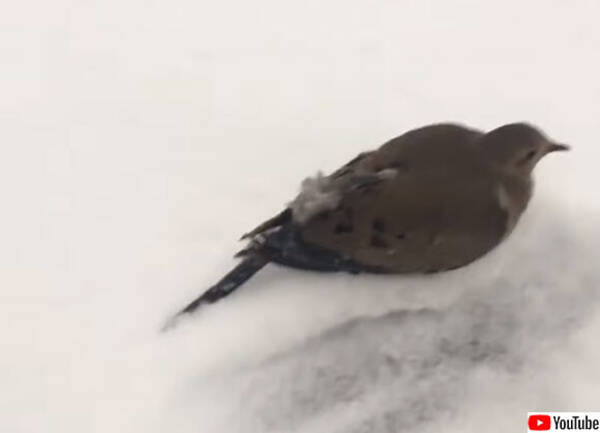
165,122,569,328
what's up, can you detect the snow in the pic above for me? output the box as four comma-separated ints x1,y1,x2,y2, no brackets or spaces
1,0,599,432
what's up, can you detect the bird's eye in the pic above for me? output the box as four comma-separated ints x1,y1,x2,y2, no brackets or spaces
523,150,537,161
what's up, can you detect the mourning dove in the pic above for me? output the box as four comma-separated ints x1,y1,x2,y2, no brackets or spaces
167,122,569,325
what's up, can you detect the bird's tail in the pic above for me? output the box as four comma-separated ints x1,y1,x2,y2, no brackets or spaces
162,253,270,331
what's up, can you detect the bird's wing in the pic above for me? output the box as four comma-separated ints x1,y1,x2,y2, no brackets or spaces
298,160,509,273
242,124,484,241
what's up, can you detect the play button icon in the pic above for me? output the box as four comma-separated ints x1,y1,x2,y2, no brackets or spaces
529,414,551,431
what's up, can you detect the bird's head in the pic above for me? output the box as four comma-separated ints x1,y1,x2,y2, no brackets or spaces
480,123,569,175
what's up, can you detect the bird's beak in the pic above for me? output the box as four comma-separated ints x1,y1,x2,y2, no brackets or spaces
547,142,570,153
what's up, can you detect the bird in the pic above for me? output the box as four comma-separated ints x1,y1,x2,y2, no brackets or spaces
165,122,569,328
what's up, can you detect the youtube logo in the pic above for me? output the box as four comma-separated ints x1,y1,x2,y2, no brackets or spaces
529,414,551,431
528,412,600,431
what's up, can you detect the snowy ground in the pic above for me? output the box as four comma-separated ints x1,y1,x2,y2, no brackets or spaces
2,1,600,432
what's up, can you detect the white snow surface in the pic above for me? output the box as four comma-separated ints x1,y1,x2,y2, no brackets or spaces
1,1,600,432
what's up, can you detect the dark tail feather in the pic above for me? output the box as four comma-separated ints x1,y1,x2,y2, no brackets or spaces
181,254,269,313
162,253,269,331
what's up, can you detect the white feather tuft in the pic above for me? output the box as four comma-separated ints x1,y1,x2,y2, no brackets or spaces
289,172,342,224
